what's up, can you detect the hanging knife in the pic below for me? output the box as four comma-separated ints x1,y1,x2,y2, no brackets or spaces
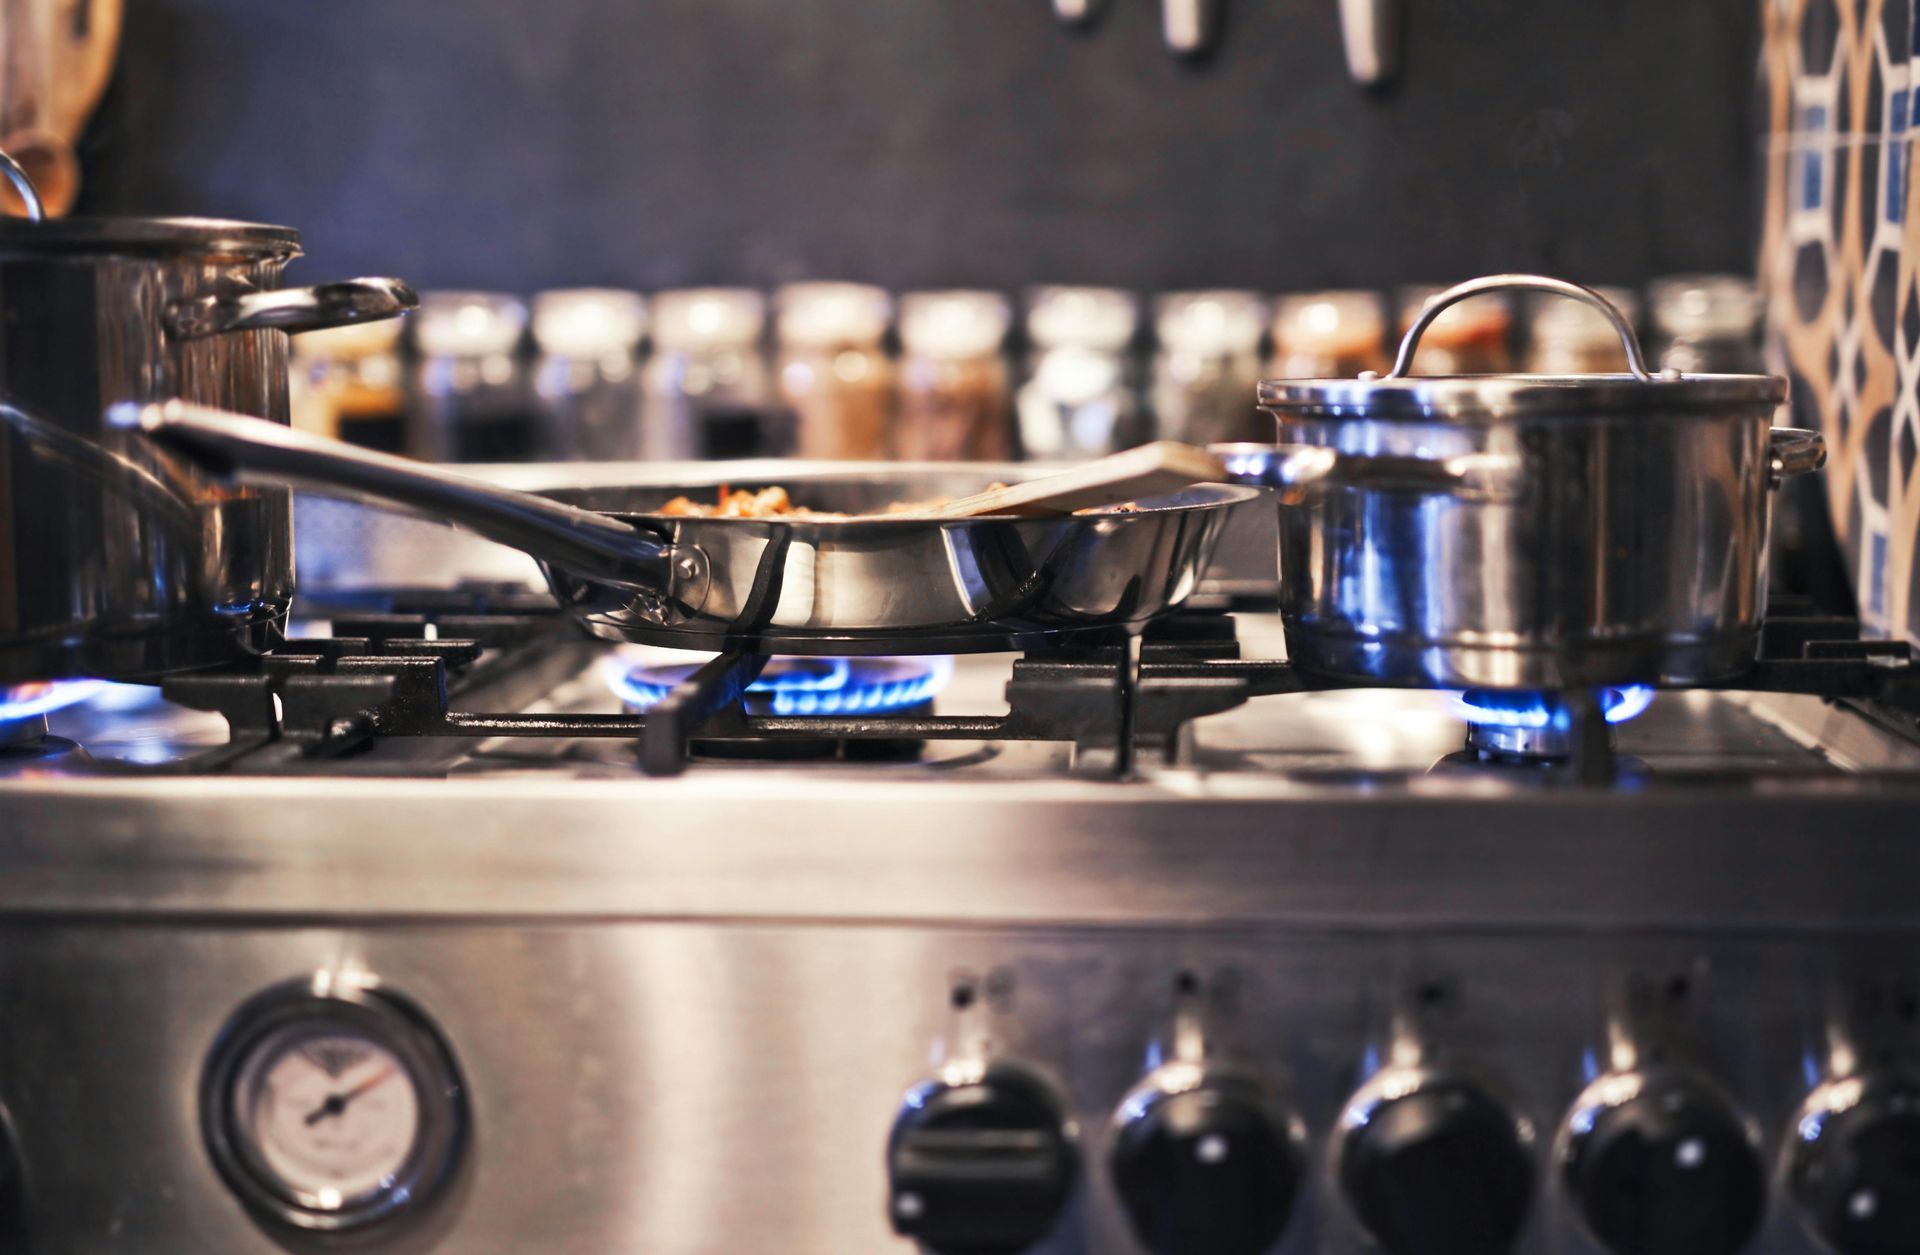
1339,0,1400,85
1163,0,1220,55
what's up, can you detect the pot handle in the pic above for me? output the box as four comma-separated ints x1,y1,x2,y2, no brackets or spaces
0,401,201,535
1390,274,1654,381
167,278,420,339
107,400,707,605
1211,441,1521,500
1769,426,1826,486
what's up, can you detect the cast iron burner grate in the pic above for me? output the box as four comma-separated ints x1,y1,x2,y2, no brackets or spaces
87,586,1920,780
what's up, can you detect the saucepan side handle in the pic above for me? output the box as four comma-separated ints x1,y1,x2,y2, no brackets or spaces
109,399,705,603
1210,442,1521,501
167,278,419,339
1768,427,1826,487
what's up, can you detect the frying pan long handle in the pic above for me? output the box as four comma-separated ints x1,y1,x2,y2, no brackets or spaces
110,399,692,593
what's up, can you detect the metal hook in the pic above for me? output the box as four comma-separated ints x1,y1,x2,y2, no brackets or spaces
0,150,46,223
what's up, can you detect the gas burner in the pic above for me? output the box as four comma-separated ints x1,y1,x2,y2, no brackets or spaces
606,655,955,718
606,654,957,762
0,680,114,755
1450,686,1655,763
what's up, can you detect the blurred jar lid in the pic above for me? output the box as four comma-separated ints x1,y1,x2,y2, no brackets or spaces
1155,290,1268,356
1396,284,1511,345
776,281,892,348
413,291,528,358
652,288,767,351
1527,285,1639,348
899,290,1012,359
291,316,405,362
1272,291,1385,357
1649,274,1761,339
1025,286,1139,351
532,288,647,357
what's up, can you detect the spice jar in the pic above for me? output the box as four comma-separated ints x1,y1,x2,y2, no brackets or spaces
896,290,1013,461
1647,275,1764,374
289,319,407,453
1151,290,1269,444
643,288,783,461
1017,286,1141,459
1395,285,1514,374
1269,291,1389,379
410,291,538,462
775,282,894,460
531,288,647,461
1523,286,1639,374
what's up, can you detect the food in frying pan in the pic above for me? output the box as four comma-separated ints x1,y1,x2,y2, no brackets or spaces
658,486,821,518
656,484,1137,519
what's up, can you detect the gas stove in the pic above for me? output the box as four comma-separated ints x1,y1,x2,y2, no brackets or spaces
5,575,1920,1254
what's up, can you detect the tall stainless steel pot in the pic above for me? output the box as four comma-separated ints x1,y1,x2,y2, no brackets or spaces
1236,275,1821,690
0,155,416,684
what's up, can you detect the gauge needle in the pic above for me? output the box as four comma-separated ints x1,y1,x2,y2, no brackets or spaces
303,1065,398,1127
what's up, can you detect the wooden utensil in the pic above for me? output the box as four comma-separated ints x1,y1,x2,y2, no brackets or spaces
901,441,1228,519
49,0,122,142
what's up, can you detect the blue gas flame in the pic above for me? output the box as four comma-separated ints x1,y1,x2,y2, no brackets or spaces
605,656,955,717
1449,685,1656,728
0,679,118,724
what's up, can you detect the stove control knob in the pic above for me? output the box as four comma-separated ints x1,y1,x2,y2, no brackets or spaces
1787,1072,1920,1255
1335,1068,1535,1255
1560,1069,1765,1255
1108,1066,1306,1255
886,1061,1078,1254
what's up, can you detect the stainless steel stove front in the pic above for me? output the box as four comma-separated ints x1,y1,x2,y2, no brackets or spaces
6,601,1920,1254
4,764,1920,1253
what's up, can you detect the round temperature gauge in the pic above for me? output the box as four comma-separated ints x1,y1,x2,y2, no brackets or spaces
202,977,466,1231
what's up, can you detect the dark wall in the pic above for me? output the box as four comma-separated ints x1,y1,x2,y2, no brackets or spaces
79,0,1760,294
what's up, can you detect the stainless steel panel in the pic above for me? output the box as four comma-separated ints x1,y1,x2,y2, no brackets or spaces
0,923,1883,1253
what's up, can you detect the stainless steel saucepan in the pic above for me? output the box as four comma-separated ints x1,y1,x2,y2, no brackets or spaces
116,401,1255,656
0,152,417,684
1233,274,1821,690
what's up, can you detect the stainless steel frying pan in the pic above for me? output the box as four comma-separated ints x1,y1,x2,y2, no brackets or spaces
115,401,1256,656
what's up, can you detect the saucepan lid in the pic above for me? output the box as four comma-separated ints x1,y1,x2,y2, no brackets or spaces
0,149,301,259
1256,274,1786,421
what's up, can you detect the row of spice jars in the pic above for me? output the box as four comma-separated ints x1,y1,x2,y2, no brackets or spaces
291,276,1765,465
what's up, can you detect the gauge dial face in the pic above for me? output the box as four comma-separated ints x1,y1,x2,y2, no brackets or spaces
236,1027,421,1207
204,981,465,1232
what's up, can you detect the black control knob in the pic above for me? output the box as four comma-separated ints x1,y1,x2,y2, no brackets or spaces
1109,1069,1306,1255
1561,1070,1766,1255
887,1061,1079,1254
1788,1072,1920,1255
1336,1069,1534,1255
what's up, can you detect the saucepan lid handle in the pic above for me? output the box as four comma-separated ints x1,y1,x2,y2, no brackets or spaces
1388,273,1656,382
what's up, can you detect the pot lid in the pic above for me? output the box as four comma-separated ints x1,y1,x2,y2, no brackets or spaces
0,216,302,259
0,149,301,258
1257,275,1786,421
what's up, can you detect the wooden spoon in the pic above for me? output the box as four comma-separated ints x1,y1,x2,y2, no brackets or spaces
901,441,1229,519
49,0,123,144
